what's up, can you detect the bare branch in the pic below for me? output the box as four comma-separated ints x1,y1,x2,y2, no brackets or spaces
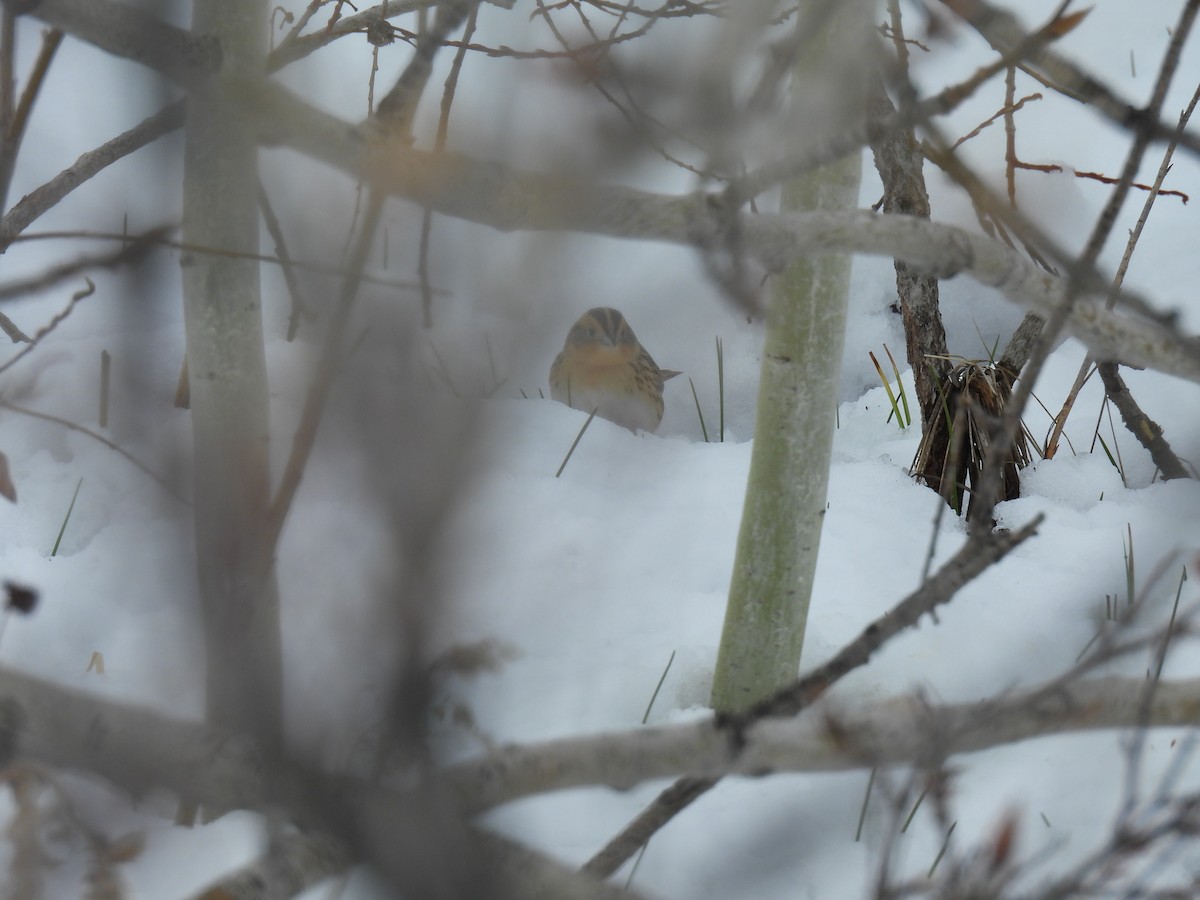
0,26,62,211
257,181,310,341
1096,362,1191,480
447,657,1200,820
0,276,93,377
1077,0,1199,267
0,101,184,249
2,0,220,86
238,80,1200,383
267,0,434,72
939,0,1200,162
0,226,167,301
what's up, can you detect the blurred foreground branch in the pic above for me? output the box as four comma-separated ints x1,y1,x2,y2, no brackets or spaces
7,664,1200,825
236,83,1200,383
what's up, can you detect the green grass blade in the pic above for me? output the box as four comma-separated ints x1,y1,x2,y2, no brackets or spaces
1153,566,1188,682
1096,432,1119,471
900,787,928,833
855,768,876,842
716,336,725,442
624,842,650,891
51,477,83,557
869,351,904,431
688,377,710,443
883,343,911,428
642,650,676,724
555,409,598,478
928,821,957,878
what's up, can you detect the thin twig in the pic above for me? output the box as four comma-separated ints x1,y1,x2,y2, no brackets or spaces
1078,0,1199,267
0,5,15,210
0,101,185,249
1073,169,1188,203
418,0,479,327
0,228,167,303
1032,17,1200,469
257,181,311,341
0,277,94,377
1003,66,1018,207
949,89,1041,152
938,0,1200,162
0,27,62,212
268,0,433,72
7,227,445,296
0,401,187,503
1095,362,1189,480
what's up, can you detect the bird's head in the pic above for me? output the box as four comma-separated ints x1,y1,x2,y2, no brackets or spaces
565,307,639,360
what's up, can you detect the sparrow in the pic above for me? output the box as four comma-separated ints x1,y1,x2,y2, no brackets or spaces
549,307,679,433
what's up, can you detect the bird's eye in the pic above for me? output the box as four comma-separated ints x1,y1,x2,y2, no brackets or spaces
586,327,597,338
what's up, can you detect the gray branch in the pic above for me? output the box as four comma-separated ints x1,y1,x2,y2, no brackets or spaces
0,100,183,248
3,0,219,86
243,77,1200,384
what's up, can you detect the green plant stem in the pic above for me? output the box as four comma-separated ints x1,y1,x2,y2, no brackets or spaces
50,477,82,557
710,5,866,712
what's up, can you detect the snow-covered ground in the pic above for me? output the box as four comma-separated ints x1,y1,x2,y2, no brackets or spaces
0,1,1198,896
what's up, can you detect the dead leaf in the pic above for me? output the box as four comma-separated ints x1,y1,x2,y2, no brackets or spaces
4,582,37,614
1042,7,1092,39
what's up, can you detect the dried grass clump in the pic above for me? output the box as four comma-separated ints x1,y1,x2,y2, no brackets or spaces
912,359,1040,518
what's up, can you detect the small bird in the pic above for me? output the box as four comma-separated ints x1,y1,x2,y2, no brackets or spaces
549,307,679,433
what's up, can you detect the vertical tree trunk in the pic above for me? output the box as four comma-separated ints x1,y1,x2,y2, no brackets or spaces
181,0,282,752
710,4,868,714
867,79,950,444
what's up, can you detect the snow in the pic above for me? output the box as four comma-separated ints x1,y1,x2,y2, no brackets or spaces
0,0,1198,896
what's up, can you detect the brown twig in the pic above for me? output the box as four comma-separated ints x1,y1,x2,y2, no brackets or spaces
418,0,479,327
1080,1,1198,266
0,26,62,212
268,0,434,71
869,1,949,461
0,309,25,342
1095,362,1190,480
1045,82,1200,461
949,88,1041,153
1003,66,1017,207
937,0,1200,162
541,0,720,181
0,5,15,210
1073,168,1188,203
257,182,311,341
0,277,94,377
0,401,187,503
278,0,324,48
728,28,1039,208
971,0,1199,527
0,227,167,302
